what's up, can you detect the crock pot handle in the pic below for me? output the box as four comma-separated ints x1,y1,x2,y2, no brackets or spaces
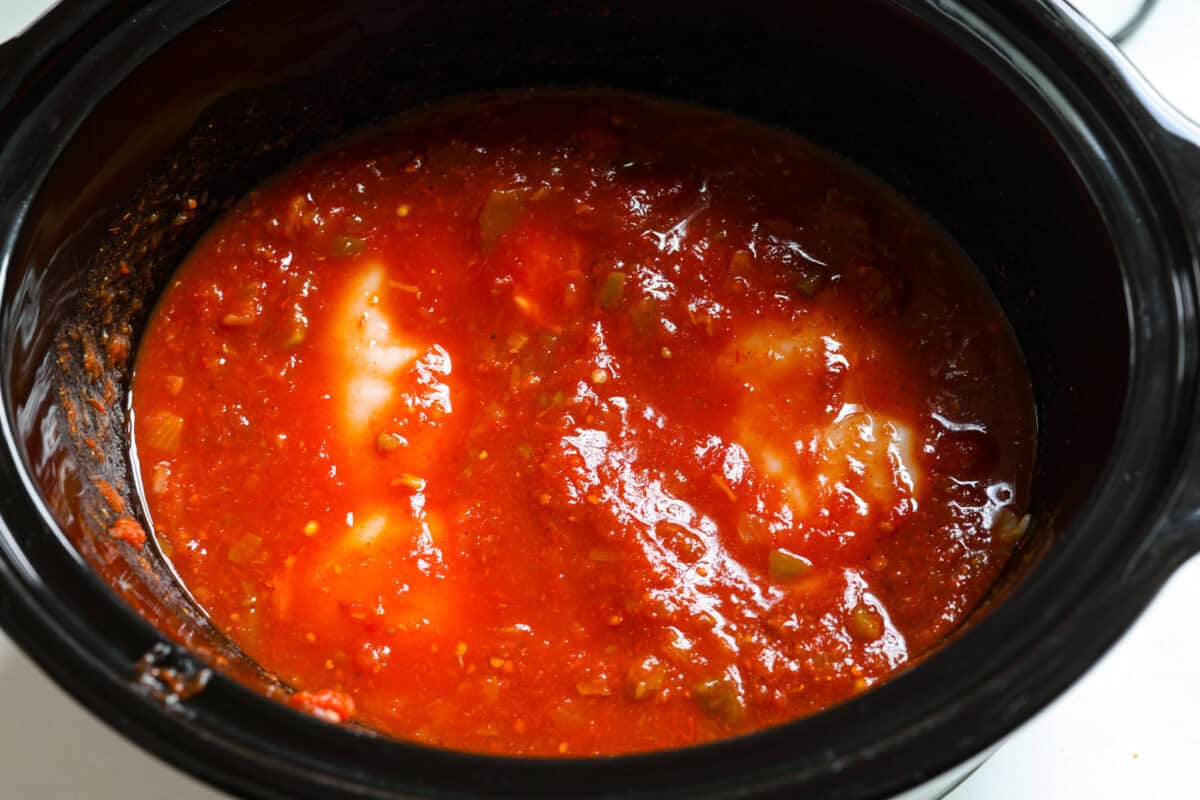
1171,135,1200,244
1159,128,1200,563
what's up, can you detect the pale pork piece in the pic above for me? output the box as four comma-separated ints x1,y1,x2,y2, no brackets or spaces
719,319,921,524
274,264,454,635
332,264,418,438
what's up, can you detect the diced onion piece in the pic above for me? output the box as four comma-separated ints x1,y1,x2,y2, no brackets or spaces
693,673,746,724
221,311,257,327
848,603,883,641
284,326,307,348
575,677,612,697
330,235,365,257
479,188,528,248
227,533,263,565
391,473,426,492
143,410,184,451
729,249,754,275
792,264,827,297
150,462,171,495
768,548,813,581
597,271,627,310
710,473,737,502
737,514,768,545
993,507,1032,544
627,656,666,701
376,432,407,453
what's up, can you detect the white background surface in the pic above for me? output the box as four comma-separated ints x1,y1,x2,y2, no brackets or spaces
1,1,1198,797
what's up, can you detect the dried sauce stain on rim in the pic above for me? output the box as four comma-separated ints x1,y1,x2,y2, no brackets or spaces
129,91,1036,757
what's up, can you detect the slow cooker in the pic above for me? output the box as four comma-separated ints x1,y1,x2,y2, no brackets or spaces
1,1,1198,798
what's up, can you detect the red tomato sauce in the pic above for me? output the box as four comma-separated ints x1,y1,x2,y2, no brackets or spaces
132,92,1035,755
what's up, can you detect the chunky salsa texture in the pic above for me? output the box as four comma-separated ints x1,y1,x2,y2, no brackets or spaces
132,92,1035,755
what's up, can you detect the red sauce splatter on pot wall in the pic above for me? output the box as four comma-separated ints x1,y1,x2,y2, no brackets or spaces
132,93,1035,755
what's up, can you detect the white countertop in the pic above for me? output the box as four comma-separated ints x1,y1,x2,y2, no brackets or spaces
2,1,1198,797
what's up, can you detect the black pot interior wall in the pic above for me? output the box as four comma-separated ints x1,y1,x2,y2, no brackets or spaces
5,0,1128,701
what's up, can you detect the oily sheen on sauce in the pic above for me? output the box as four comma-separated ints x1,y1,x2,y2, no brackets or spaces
131,92,1036,756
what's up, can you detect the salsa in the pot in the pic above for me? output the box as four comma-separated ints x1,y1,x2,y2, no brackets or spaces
131,92,1035,755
